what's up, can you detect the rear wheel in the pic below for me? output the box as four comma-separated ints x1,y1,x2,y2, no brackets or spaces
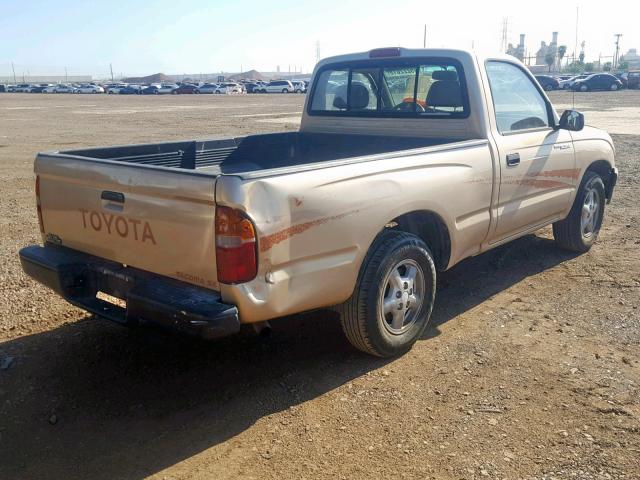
553,171,606,253
282,88,288,93
339,230,436,357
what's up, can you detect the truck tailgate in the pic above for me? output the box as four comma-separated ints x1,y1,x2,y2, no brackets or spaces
36,154,220,290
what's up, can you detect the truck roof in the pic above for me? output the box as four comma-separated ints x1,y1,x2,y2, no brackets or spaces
315,47,517,70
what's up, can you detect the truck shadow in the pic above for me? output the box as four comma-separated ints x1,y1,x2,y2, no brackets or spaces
0,233,577,479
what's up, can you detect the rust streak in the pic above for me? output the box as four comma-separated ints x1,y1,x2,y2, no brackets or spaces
260,210,358,252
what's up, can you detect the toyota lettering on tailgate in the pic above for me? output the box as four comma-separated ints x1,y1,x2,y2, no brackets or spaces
79,209,156,244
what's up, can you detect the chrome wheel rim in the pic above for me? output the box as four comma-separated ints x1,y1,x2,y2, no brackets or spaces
380,259,425,335
581,184,600,238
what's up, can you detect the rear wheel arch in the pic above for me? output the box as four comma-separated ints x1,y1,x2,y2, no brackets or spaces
381,210,452,272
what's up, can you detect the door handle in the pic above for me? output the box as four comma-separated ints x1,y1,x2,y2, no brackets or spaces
506,153,521,167
101,190,125,203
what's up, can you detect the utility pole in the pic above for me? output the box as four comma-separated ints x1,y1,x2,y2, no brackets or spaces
110,63,114,81
423,24,427,48
65,66,68,82
574,7,579,67
11,61,16,83
315,41,320,64
613,34,622,69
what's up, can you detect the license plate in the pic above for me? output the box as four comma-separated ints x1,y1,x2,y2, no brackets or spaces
96,291,127,309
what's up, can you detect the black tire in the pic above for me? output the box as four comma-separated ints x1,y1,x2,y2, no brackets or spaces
544,84,553,91
339,230,436,357
553,171,606,253
282,88,288,93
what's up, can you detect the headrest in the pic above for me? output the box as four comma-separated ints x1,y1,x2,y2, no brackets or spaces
432,70,458,81
349,82,370,110
332,82,370,110
332,93,347,110
426,80,463,108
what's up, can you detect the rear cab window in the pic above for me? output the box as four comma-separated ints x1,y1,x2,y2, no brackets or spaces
309,57,469,118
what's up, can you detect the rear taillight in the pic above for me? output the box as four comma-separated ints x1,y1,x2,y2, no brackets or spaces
35,175,44,233
215,206,257,284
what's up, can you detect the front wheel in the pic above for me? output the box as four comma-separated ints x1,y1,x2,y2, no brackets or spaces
553,171,606,253
580,84,589,92
544,84,553,91
610,83,619,91
339,230,436,357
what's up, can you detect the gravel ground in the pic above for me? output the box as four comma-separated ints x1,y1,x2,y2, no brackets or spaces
0,90,638,480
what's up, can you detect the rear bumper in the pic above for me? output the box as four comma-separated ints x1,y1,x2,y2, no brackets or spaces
19,245,240,339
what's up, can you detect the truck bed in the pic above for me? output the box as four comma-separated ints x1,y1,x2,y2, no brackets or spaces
59,132,461,176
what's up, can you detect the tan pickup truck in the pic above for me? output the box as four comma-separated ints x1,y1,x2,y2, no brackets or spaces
20,48,617,357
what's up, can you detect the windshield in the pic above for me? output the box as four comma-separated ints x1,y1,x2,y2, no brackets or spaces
309,58,467,117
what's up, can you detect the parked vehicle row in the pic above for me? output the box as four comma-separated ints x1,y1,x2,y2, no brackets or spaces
1,79,309,95
534,72,627,92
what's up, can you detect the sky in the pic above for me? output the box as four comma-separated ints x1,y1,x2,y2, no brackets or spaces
0,0,638,78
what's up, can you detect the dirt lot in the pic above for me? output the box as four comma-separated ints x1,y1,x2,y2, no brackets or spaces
0,91,638,480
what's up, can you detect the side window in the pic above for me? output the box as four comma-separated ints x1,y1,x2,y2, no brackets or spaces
311,69,348,111
486,61,550,133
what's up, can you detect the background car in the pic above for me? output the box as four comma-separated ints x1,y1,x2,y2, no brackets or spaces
0,84,5,93
559,74,593,90
258,80,294,93
118,85,142,94
292,81,307,93
75,84,104,94
613,73,628,89
14,84,35,93
172,84,199,94
571,73,623,92
243,82,260,93
198,83,219,94
213,82,242,94
628,71,640,89
51,84,77,93
156,84,179,94
106,84,128,94
141,85,160,95
534,75,559,91
29,85,51,93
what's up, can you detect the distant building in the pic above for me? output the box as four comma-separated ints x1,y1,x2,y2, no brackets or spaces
622,48,640,69
506,34,526,62
536,32,559,67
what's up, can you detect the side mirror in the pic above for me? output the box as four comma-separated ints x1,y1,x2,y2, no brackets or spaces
558,109,584,131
